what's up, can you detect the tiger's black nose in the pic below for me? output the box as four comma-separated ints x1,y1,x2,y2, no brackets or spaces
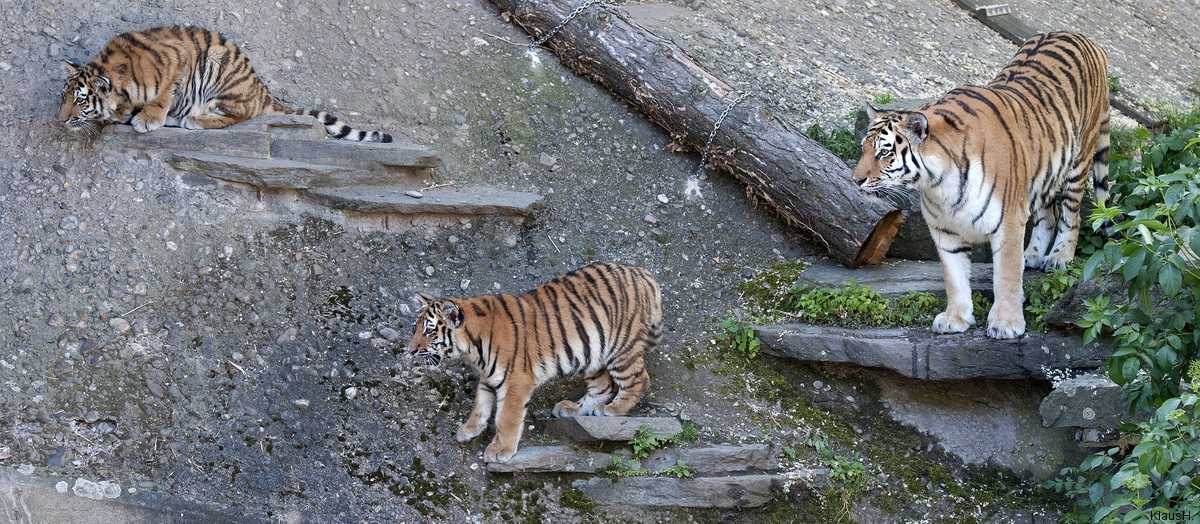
852,177,867,187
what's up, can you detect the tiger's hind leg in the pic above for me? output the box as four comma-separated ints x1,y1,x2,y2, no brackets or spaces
594,353,649,417
1023,198,1058,270
1040,161,1094,270
553,370,616,418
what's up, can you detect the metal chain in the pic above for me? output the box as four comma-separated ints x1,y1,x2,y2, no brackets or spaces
690,91,750,179
528,0,607,51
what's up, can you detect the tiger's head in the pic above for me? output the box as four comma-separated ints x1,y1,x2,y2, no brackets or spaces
58,61,118,136
407,293,467,367
852,105,930,196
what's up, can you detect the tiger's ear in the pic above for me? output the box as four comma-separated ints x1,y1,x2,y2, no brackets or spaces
415,293,434,308
89,75,112,96
865,103,881,121
61,60,81,76
904,112,929,144
440,301,463,328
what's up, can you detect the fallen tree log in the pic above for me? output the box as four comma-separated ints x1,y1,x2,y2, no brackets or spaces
491,0,903,267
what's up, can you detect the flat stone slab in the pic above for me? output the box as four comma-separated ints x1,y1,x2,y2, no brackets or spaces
487,446,611,473
1039,372,1129,429
271,139,441,169
756,324,1111,381
223,114,326,141
98,124,271,158
540,416,682,442
797,258,994,298
572,475,778,508
168,152,406,189
642,444,776,475
305,185,544,216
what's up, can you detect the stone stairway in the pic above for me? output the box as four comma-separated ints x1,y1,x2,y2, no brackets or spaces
97,115,544,220
488,416,828,509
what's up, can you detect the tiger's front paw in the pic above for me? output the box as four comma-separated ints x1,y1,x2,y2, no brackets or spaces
131,114,164,133
455,421,484,443
1024,254,1069,271
986,312,1026,339
552,400,581,418
483,439,517,463
932,310,973,334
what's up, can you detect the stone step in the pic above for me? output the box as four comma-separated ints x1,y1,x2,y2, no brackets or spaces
487,443,777,475
755,323,1111,381
98,124,271,159
167,152,412,189
1039,371,1128,430
538,416,682,442
796,258,996,299
223,114,326,141
305,185,544,216
270,138,441,171
571,475,782,508
487,446,609,474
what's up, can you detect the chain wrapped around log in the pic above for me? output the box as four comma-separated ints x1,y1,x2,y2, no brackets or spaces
491,0,904,267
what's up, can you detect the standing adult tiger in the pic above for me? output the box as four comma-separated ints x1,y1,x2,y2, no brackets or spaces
853,32,1110,339
58,25,391,142
407,262,663,463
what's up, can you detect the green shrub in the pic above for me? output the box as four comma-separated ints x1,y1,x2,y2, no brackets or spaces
805,122,860,164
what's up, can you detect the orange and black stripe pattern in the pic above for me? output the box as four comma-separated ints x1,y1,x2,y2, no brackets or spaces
407,262,663,463
852,32,1109,339
59,26,390,142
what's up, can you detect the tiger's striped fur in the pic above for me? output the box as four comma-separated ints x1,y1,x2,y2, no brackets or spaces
58,26,391,142
852,32,1110,339
407,262,663,463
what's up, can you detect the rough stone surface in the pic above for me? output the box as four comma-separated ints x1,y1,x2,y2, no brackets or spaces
305,185,544,216
167,153,365,189
97,125,271,159
1039,372,1129,429
572,475,779,508
486,446,610,473
798,258,994,298
756,324,1110,380
540,416,683,442
270,139,441,170
642,444,777,475
224,114,326,141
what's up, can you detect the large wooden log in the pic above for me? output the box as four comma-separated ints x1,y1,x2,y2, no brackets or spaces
491,0,903,268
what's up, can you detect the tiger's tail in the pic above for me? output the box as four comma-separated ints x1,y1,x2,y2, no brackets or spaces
267,100,392,143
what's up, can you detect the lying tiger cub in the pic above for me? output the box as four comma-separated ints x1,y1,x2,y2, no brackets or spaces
59,25,390,142
408,262,663,463
854,32,1110,339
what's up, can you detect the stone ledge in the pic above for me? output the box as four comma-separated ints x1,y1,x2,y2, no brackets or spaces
1039,372,1128,429
487,443,777,475
305,186,544,216
168,153,372,189
756,324,1111,381
539,416,682,442
98,125,271,159
797,258,994,298
271,138,441,170
572,475,780,508
487,446,610,474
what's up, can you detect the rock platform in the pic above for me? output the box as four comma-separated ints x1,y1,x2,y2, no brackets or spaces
97,115,544,220
486,415,827,509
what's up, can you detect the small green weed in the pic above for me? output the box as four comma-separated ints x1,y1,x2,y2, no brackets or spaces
1023,263,1081,332
1108,73,1123,93
609,455,650,477
630,425,673,460
807,433,872,522
805,122,861,164
716,315,761,359
659,460,695,479
871,92,896,105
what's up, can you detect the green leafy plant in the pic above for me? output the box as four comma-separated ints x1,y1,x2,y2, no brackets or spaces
871,92,896,105
676,421,700,443
609,455,649,477
716,315,761,359
660,460,695,479
1081,124,1200,412
1045,362,1200,520
807,434,872,522
805,122,860,164
1108,73,1124,93
1024,263,1082,331
630,425,673,460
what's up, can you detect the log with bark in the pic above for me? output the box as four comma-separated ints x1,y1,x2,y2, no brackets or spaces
490,0,903,268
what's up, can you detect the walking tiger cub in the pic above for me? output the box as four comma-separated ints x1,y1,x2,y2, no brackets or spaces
407,262,663,463
853,32,1110,339
58,25,391,142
